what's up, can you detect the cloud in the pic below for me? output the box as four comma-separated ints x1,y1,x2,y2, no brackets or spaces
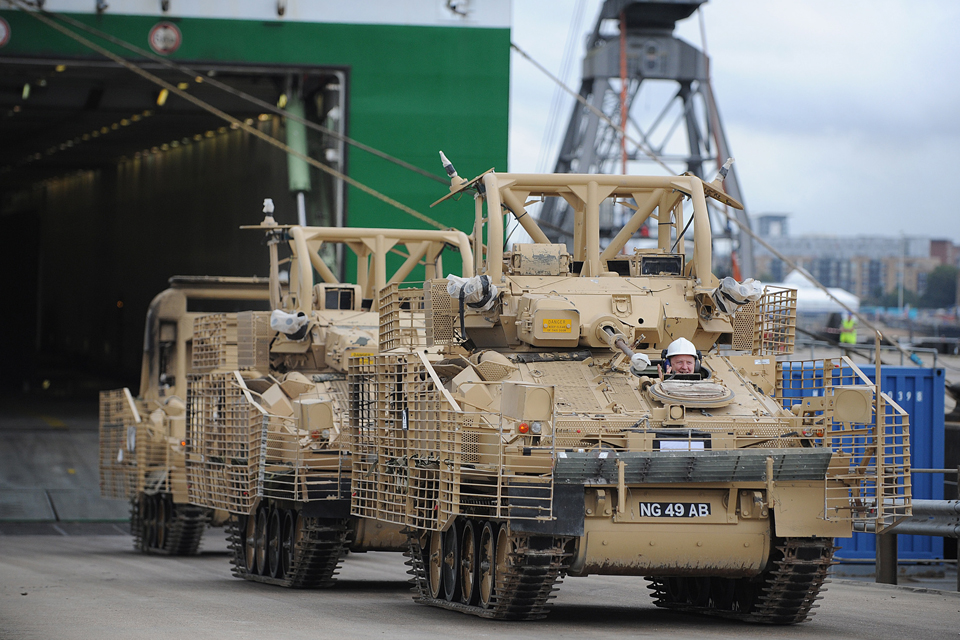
510,0,960,242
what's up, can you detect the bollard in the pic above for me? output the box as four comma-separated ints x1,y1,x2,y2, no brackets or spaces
876,532,898,585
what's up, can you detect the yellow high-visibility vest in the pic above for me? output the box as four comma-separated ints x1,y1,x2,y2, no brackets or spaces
839,317,857,344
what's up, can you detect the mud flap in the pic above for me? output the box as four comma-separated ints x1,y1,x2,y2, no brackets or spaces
301,476,352,517
508,483,584,536
301,498,351,518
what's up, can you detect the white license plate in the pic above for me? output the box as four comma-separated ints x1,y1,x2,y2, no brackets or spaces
638,502,712,518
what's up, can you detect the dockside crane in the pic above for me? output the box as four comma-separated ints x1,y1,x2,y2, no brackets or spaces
538,0,754,278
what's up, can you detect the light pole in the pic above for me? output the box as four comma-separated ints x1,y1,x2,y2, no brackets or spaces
898,234,905,312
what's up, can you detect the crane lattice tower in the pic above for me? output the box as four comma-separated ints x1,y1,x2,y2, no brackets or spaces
538,0,754,277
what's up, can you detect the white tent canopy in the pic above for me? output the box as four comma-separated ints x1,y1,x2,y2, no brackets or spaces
775,270,860,314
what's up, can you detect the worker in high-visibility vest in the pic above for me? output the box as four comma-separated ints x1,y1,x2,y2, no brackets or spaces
839,313,857,344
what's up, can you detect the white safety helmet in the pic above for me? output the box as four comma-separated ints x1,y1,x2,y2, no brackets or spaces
665,337,697,359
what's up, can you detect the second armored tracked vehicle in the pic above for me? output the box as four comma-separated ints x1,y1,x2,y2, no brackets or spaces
184,212,475,586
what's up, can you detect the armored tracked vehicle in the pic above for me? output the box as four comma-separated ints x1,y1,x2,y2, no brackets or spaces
99,276,270,554
184,213,474,586
348,162,912,622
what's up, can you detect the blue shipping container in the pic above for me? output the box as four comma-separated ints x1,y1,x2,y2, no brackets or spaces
780,364,945,560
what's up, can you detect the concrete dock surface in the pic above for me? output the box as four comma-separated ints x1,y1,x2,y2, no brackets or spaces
0,533,957,640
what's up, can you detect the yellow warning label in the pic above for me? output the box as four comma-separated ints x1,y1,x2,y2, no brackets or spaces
542,319,572,333
350,352,375,365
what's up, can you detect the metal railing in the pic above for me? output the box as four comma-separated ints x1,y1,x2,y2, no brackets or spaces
855,499,960,537
863,467,960,591
905,336,960,355
913,466,960,491
795,339,942,368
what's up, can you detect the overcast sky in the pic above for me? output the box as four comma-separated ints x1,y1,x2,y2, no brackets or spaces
508,0,960,244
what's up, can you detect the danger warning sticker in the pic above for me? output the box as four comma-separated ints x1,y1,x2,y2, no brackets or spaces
542,319,572,333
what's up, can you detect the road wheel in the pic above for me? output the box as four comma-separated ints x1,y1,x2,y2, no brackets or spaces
427,530,443,599
459,520,478,606
478,521,496,609
442,523,461,602
281,509,296,577
254,507,268,576
267,507,283,578
243,510,258,574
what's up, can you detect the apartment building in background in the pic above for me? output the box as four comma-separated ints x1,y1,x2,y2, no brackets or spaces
753,214,959,300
